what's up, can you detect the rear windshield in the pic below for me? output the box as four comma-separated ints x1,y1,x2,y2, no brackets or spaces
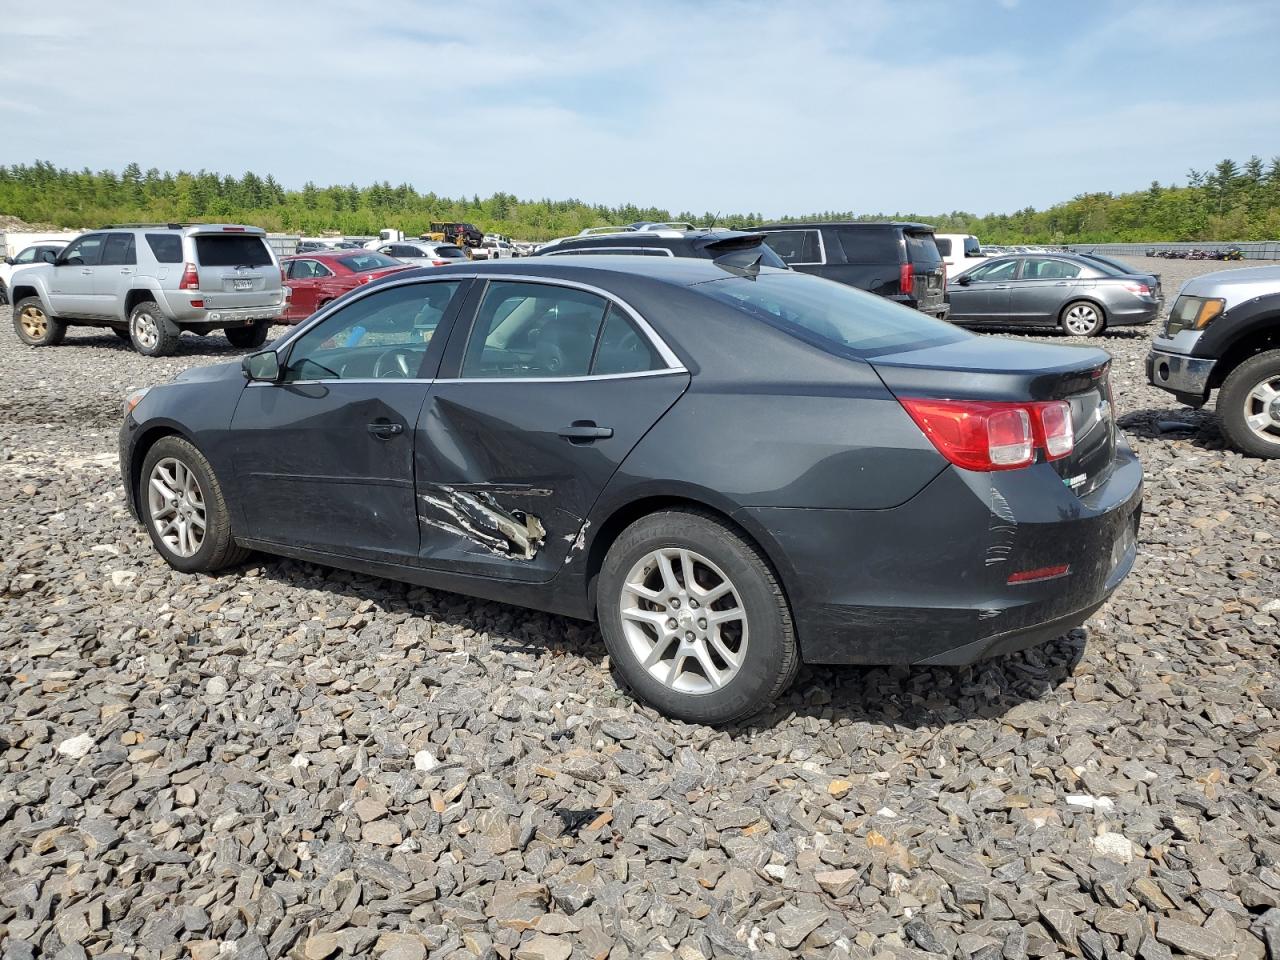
337,252,401,272
694,271,969,358
146,233,183,263
435,245,466,258
194,234,273,267
905,232,942,267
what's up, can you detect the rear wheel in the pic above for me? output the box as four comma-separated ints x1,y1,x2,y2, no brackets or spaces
1217,350,1280,459
225,321,270,349
1060,300,1105,337
13,297,66,346
129,301,180,357
140,436,250,573
597,509,799,725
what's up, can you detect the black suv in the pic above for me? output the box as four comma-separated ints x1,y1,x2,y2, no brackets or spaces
752,222,948,319
534,225,788,271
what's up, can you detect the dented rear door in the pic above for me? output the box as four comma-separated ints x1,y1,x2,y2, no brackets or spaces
415,373,689,582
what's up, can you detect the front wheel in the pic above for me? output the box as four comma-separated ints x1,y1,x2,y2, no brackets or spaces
225,321,270,349
13,297,67,346
140,436,251,573
597,509,799,725
1060,300,1105,337
1217,349,1280,459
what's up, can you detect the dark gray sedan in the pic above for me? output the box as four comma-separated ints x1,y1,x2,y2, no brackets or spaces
118,257,1142,724
949,254,1160,336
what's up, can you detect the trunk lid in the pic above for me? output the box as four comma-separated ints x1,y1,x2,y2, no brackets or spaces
870,337,1117,496
190,230,281,308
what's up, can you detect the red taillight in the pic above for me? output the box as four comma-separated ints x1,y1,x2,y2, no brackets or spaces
900,398,1075,471
1122,281,1150,296
1007,564,1070,584
179,263,200,290
432,259,449,266
280,267,287,283
900,262,915,296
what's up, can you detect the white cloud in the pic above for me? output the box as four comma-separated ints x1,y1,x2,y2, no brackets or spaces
0,0,1275,216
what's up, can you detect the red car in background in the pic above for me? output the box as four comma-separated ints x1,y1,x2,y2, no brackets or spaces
281,250,411,322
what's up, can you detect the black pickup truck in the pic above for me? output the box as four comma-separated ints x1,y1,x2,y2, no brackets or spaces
1147,265,1280,458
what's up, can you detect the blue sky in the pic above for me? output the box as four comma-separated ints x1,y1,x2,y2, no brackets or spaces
2,0,1277,217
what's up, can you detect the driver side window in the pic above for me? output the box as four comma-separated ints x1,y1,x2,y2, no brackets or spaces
282,281,464,382
61,234,105,267
970,258,1019,282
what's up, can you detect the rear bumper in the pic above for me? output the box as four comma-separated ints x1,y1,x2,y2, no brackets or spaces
1146,347,1215,407
161,290,285,327
743,435,1143,665
1106,300,1159,326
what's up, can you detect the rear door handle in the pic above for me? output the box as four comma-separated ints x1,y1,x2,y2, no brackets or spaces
368,421,404,438
559,421,613,443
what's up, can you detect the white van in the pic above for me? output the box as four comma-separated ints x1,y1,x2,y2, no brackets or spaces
935,234,984,277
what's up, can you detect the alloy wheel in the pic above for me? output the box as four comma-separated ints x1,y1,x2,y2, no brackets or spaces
1063,304,1101,336
19,305,48,339
132,311,160,351
147,457,207,558
1243,373,1280,446
619,547,748,694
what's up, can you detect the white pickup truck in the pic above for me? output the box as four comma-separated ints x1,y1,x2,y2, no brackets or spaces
934,233,985,278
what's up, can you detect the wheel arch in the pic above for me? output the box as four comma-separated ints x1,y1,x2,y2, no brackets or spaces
582,489,802,650
124,286,163,320
1206,323,1280,390
127,423,196,517
10,284,44,309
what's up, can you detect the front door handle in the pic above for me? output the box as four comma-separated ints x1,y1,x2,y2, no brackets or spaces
81,268,93,275
992,284,1009,289
559,421,613,443
368,421,404,439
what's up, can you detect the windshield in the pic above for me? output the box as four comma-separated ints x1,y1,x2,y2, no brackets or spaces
337,252,401,272
694,271,969,358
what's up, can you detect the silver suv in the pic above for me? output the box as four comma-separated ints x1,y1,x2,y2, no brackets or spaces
9,223,286,356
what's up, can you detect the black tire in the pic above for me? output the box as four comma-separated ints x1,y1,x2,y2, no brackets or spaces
597,509,799,725
1059,300,1106,337
1217,349,1280,459
128,301,180,357
139,435,251,573
225,321,270,349
13,297,67,346
112,327,131,343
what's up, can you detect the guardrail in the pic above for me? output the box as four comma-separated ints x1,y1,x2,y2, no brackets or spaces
1067,241,1280,261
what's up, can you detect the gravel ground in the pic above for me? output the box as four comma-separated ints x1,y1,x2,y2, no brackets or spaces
1,257,1278,960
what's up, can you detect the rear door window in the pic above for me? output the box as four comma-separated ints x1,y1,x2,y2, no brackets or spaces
462,281,610,379
146,233,183,263
1023,258,1080,280
100,233,136,266
759,229,824,265
194,234,273,268
835,227,900,264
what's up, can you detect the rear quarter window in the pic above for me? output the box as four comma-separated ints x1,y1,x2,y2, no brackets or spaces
835,227,900,264
194,234,273,267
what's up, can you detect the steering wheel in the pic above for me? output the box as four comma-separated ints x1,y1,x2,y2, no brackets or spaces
373,347,416,379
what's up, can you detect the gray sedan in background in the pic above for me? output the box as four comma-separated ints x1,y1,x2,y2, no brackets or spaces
949,253,1160,336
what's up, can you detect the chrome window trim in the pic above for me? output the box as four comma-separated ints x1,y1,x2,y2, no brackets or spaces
267,271,686,379
543,246,676,257
247,369,687,388
757,228,826,266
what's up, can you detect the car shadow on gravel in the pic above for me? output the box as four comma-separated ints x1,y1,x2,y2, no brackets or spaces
249,555,1087,733
1117,407,1227,450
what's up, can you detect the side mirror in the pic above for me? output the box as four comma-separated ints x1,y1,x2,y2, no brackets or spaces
2,256,12,265
955,275,972,286
242,350,281,382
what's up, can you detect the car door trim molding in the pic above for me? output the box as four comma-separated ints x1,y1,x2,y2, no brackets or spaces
271,271,687,373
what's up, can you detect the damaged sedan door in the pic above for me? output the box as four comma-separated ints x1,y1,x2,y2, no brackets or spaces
416,278,689,581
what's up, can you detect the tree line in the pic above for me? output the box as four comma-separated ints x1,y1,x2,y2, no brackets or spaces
1,157,1278,243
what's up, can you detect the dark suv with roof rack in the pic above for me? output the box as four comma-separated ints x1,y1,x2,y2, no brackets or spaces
752,222,949,319
533,224,788,271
